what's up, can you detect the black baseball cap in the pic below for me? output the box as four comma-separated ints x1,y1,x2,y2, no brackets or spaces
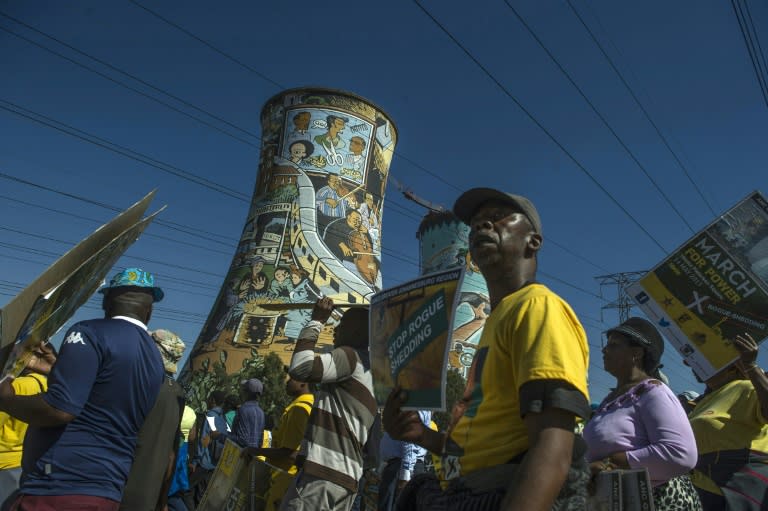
453,187,542,234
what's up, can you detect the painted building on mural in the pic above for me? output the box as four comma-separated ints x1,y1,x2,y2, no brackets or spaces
417,211,490,378
182,88,396,397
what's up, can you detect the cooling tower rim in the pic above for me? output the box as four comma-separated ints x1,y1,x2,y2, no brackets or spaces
260,86,399,138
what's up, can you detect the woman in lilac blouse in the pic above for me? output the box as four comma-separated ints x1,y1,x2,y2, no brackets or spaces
583,317,701,510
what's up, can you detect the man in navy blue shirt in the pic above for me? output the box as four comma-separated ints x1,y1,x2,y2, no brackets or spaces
0,267,165,510
232,378,265,449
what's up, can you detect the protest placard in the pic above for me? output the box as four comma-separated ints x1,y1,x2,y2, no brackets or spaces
0,190,157,359
369,267,464,410
197,439,287,511
0,191,162,377
627,191,768,380
2,207,164,378
197,439,249,511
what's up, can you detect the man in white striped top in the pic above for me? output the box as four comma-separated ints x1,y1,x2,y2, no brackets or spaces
282,297,376,511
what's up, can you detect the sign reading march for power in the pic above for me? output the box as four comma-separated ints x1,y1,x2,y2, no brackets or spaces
628,191,768,380
369,268,464,410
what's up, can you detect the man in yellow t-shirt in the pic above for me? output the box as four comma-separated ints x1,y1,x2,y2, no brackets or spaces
244,377,314,511
383,188,591,511
0,342,57,502
688,332,768,510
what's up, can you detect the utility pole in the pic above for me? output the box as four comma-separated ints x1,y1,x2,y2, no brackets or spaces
595,271,646,323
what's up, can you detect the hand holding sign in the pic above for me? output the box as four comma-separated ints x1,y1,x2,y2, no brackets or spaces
382,387,427,444
311,297,335,324
734,332,759,372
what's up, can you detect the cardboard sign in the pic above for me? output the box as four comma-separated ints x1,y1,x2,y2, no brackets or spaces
197,439,287,511
0,190,162,376
627,191,768,380
0,190,157,361
2,207,164,378
369,267,464,410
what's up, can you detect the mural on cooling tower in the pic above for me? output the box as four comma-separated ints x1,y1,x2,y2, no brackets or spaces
417,211,490,379
185,89,396,391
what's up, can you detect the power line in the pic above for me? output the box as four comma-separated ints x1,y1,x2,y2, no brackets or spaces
741,0,768,88
0,194,233,256
0,11,263,143
3,3,670,291
0,173,423,283
0,11,455,215
0,98,425,230
0,167,423,268
0,169,432,288
412,1,668,254
128,0,285,90
0,22,261,149
539,270,605,300
0,45,607,300
503,1,695,233
565,0,718,218
0,202,606,305
731,0,768,107
127,1,464,192
0,235,226,280
0,171,240,247
0,100,251,201
1,155,606,302
3,4,614,282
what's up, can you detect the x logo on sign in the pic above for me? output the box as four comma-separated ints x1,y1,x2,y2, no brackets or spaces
686,291,709,314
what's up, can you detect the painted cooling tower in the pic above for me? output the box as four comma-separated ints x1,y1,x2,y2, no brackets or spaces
417,211,489,378
184,88,396,389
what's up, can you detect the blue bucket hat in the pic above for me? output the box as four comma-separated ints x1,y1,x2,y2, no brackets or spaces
99,267,164,302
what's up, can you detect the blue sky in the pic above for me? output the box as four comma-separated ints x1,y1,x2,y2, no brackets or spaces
1,1,767,403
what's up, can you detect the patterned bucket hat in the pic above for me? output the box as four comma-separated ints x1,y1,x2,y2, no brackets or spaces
99,267,164,302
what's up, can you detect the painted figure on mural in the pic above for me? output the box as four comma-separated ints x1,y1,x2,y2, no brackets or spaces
238,257,269,300
453,292,490,345
448,341,476,377
315,174,349,237
323,209,380,286
457,248,481,274
183,89,396,413
344,136,366,174
269,266,293,299
358,192,380,253
281,267,323,344
195,275,241,352
291,111,311,136
315,174,347,219
314,114,349,150
286,140,315,168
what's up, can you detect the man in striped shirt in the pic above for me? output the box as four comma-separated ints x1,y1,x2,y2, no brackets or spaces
282,298,376,511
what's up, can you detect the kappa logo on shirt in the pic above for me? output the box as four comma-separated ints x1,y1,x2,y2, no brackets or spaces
64,331,86,345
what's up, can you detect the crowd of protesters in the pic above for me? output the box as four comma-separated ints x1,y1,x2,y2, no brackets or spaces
0,188,767,511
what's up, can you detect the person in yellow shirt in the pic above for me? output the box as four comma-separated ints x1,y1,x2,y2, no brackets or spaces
689,332,768,510
244,377,314,511
383,188,591,510
427,420,442,482
0,342,57,503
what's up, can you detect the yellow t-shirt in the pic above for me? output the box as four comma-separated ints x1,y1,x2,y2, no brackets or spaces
689,379,768,496
269,393,314,475
428,420,443,481
444,284,589,479
264,393,315,511
0,374,47,469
